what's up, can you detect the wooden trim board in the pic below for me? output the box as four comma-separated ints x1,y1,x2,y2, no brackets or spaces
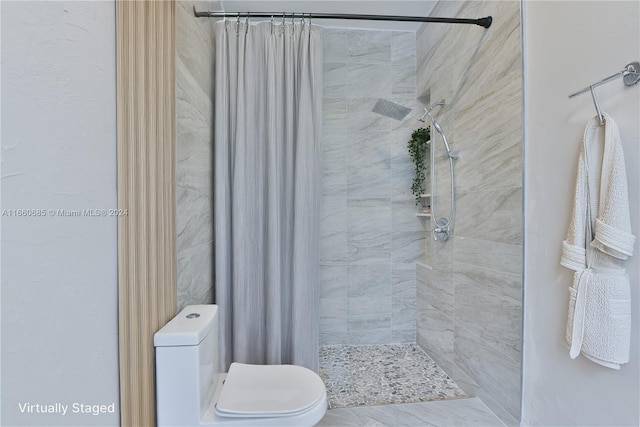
115,1,176,425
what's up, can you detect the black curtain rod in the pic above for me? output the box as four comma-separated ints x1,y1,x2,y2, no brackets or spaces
193,8,492,29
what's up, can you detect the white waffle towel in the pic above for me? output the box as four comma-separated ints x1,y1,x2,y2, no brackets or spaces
561,113,635,369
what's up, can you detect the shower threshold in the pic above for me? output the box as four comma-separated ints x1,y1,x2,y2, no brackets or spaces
319,343,466,409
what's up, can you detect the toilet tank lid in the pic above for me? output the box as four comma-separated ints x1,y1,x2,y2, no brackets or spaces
154,305,218,347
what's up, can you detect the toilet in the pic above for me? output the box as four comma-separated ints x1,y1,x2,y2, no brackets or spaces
154,305,327,426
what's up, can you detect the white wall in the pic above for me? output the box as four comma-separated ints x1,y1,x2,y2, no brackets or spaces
1,2,119,426
522,1,639,425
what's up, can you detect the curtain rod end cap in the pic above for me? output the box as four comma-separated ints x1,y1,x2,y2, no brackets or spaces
478,16,492,28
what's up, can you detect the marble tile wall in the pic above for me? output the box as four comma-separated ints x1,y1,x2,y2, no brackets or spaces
320,27,427,346
176,1,215,310
415,1,523,425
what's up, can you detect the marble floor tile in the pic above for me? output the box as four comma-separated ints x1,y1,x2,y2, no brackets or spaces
317,397,505,427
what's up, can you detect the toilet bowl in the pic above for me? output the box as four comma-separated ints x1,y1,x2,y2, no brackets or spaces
154,305,327,426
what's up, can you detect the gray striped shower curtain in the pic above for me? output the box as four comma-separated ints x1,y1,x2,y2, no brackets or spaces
214,20,323,372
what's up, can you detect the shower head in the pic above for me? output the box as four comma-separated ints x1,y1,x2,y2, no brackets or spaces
372,98,447,127
371,99,416,121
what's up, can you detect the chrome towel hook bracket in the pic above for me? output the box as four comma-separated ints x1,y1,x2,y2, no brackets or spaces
589,86,604,126
622,61,640,86
569,61,640,125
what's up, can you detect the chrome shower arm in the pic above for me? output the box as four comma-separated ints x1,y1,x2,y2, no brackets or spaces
417,100,446,121
408,112,426,122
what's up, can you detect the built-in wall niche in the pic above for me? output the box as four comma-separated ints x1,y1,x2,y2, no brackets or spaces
414,93,432,219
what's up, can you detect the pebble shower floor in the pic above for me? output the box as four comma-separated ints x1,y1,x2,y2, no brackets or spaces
319,343,467,409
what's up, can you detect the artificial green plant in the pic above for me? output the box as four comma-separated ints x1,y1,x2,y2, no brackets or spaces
407,127,431,205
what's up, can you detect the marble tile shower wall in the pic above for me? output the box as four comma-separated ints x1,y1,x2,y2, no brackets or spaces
176,1,215,310
320,28,427,346
415,1,523,425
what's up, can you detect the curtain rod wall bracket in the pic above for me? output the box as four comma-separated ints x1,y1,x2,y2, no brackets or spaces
193,7,493,29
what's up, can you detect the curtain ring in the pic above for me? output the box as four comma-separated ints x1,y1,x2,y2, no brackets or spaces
236,14,240,36
282,12,285,26
270,14,274,34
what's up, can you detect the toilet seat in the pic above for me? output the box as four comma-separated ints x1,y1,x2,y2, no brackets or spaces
215,363,326,418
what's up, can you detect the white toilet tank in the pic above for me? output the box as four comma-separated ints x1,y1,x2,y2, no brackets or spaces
154,305,219,427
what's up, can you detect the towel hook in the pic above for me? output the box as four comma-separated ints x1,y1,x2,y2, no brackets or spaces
589,85,605,126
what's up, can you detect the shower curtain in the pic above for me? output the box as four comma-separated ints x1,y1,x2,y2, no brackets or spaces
214,20,323,372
